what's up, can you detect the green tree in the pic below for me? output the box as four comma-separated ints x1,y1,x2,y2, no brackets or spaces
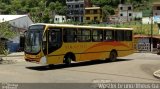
0,22,16,54
0,22,16,39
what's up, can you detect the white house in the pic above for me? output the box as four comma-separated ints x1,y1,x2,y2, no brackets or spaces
118,4,133,22
54,15,66,23
118,4,142,22
0,15,33,52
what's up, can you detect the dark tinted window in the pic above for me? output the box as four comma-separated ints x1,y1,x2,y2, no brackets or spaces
104,30,114,41
115,30,124,41
63,28,77,42
125,30,132,41
92,30,103,42
48,28,62,54
77,29,91,42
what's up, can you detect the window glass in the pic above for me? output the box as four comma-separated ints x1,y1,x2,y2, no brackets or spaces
63,28,77,42
92,30,103,42
77,29,91,42
125,30,132,41
48,28,62,54
115,30,124,41
104,30,114,41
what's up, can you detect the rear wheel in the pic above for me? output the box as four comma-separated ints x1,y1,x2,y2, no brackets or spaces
109,51,117,62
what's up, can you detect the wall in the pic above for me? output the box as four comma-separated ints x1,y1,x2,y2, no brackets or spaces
54,15,66,23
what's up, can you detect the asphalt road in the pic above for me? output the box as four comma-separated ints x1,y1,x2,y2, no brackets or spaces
0,53,160,84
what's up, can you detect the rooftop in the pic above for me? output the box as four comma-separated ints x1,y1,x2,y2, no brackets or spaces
85,7,101,10
0,15,28,23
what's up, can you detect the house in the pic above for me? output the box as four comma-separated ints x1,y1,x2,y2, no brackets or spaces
54,15,66,23
84,7,102,23
118,4,142,23
153,2,160,16
118,4,133,22
0,15,33,52
66,0,85,22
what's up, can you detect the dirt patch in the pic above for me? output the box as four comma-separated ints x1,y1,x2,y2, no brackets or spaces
0,60,17,64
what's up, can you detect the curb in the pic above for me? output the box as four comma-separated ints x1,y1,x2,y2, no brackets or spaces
153,70,160,79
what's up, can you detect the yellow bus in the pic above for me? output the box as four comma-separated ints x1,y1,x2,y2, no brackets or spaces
24,23,134,66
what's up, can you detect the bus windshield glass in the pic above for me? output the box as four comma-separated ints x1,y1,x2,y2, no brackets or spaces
25,25,45,54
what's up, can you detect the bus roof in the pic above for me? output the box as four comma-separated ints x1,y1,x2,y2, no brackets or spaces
31,23,133,30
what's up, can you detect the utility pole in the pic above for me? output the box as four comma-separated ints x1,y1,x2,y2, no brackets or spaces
150,10,153,52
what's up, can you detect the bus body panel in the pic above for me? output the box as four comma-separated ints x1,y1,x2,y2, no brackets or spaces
24,23,134,65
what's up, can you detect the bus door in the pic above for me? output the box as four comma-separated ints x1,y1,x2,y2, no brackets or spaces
48,28,62,54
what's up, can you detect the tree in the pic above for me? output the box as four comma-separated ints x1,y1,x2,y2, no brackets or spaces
102,5,115,21
0,22,16,54
0,22,16,39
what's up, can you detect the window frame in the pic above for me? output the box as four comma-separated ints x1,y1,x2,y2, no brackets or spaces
124,30,132,41
115,30,125,41
63,28,77,42
77,29,91,42
104,30,114,41
92,29,103,42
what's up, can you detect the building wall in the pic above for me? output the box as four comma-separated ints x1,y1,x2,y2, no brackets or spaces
84,7,102,23
118,4,140,22
54,15,66,23
118,4,133,11
66,0,85,22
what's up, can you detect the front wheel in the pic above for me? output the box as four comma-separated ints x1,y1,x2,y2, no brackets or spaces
64,56,72,66
109,51,117,62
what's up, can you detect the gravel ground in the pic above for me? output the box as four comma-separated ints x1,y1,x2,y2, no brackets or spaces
0,52,24,64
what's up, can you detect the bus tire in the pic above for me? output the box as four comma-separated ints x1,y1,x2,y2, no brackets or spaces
64,55,72,66
109,51,117,62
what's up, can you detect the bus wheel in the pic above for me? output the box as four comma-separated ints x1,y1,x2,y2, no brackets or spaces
109,51,117,62
64,55,72,66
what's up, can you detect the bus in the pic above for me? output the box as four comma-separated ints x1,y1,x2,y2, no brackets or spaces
24,23,134,65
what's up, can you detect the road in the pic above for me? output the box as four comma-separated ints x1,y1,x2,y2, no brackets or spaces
0,53,160,84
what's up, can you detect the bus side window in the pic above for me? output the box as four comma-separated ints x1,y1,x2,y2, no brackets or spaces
63,28,77,42
125,30,132,41
92,30,103,42
104,30,114,41
77,29,91,42
115,30,124,41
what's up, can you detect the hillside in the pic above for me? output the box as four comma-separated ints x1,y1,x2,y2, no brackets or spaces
0,0,152,23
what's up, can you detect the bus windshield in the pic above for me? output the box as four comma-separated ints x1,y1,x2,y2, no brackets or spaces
25,25,44,54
